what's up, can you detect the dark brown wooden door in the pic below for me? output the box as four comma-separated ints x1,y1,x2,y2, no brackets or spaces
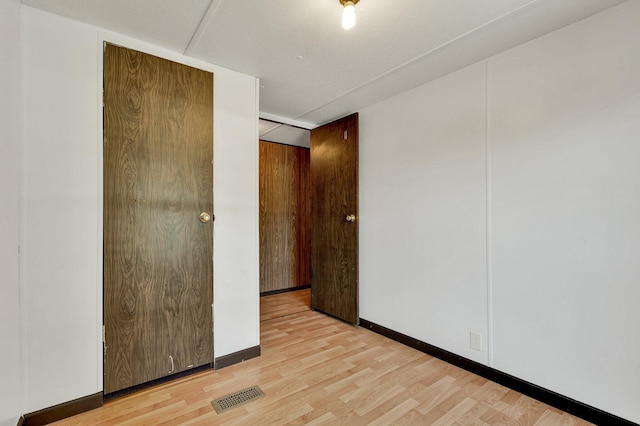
103,44,213,394
310,113,359,324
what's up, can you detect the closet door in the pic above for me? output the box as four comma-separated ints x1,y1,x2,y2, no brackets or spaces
103,44,213,393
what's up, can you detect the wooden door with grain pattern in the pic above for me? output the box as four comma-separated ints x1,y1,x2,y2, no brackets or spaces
103,44,213,394
310,113,359,324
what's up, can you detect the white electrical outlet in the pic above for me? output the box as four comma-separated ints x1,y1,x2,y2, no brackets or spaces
470,331,482,351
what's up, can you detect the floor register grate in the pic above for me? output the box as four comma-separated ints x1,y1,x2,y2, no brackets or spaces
211,386,265,414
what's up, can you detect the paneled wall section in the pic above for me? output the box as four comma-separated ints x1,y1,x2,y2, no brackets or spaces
259,141,311,293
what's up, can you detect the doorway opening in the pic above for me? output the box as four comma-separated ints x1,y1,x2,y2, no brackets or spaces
258,119,312,322
258,113,360,326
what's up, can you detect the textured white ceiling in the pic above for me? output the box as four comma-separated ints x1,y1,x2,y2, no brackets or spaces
22,0,626,129
23,0,212,52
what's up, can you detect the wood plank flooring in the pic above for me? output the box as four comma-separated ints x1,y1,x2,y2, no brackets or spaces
53,289,592,425
260,288,311,322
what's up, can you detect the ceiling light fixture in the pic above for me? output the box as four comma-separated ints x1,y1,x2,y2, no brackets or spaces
340,0,359,30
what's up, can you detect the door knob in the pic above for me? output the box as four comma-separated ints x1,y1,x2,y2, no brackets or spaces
199,212,212,223
346,214,356,223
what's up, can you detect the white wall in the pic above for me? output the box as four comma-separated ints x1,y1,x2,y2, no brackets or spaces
20,6,259,413
360,63,489,365
212,74,261,355
489,2,640,421
0,1,23,425
360,1,640,423
22,8,101,412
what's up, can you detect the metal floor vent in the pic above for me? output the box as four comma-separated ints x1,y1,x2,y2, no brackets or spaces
211,386,265,414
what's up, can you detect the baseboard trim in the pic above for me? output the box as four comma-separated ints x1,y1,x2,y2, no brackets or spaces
260,285,310,297
359,318,636,426
104,363,213,402
214,345,261,369
20,392,103,426
18,346,261,425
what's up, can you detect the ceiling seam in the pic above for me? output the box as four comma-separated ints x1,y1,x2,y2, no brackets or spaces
184,0,224,56
260,123,284,138
293,0,540,122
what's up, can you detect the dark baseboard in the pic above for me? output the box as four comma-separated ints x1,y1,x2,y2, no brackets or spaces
18,347,261,425
104,363,213,402
19,364,215,424
359,318,637,426
214,345,261,369
20,392,103,426
260,285,310,297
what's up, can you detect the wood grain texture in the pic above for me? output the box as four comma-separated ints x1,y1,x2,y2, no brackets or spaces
51,290,593,426
296,146,312,290
259,141,311,293
103,43,213,394
310,113,359,324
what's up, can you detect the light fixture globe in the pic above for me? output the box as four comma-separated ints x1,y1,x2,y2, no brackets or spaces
340,0,360,30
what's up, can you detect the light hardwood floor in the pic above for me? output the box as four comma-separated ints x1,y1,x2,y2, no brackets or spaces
260,288,311,322
53,289,591,425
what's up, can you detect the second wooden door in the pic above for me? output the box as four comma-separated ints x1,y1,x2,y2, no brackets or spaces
310,113,359,324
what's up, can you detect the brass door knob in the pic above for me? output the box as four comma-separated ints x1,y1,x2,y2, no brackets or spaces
346,214,356,223
199,212,212,223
